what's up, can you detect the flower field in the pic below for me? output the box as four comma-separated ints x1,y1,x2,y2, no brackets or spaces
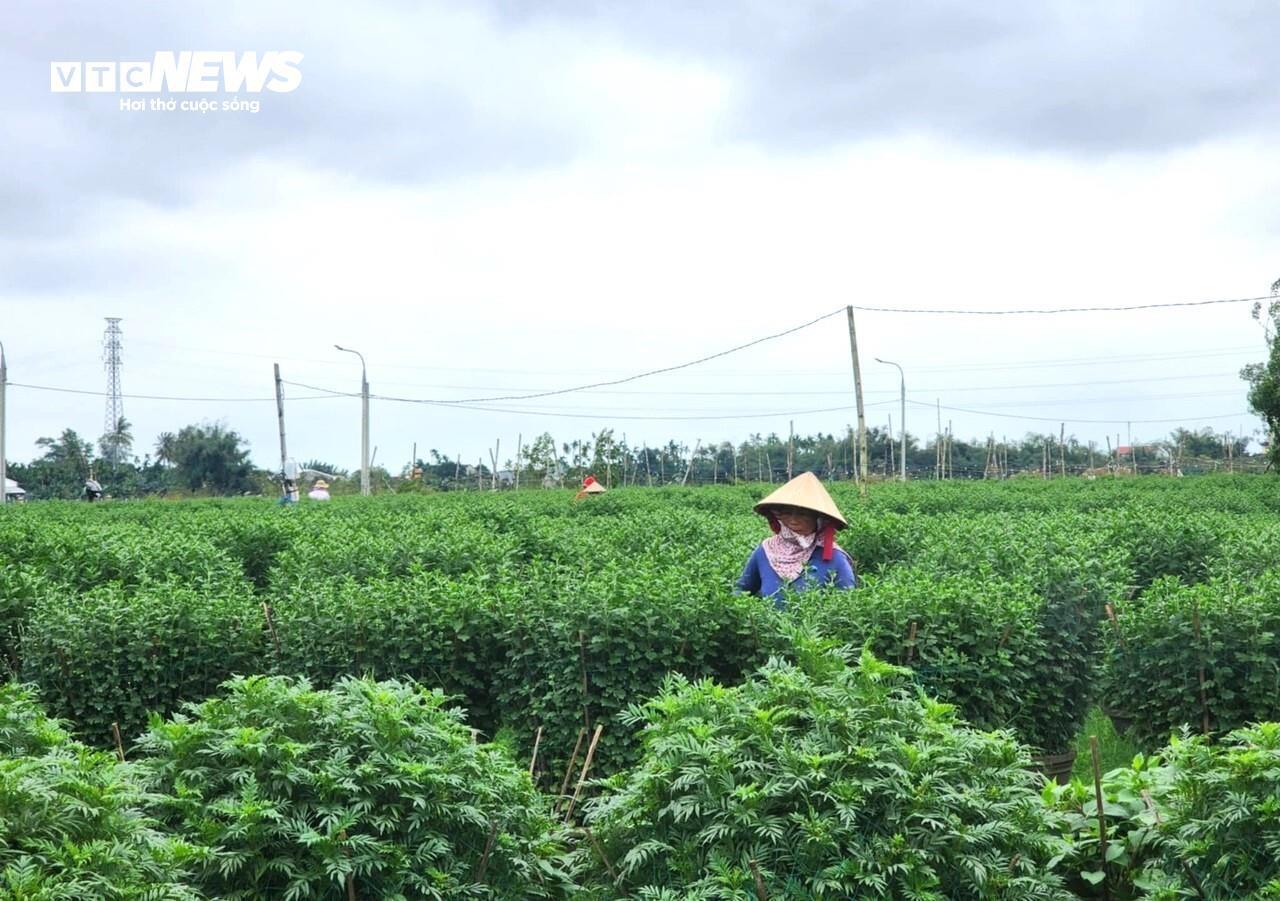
3,476,1279,897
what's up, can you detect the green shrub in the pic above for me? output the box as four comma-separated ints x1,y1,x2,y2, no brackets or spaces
795,569,1053,747
138,674,574,899
0,563,52,676
581,646,1072,899
0,684,202,899
1046,752,1172,899
1151,723,1280,897
1051,723,1280,899
21,579,267,744
1104,510,1224,591
1100,575,1280,747
491,561,791,780
0,682,69,756
269,571,506,735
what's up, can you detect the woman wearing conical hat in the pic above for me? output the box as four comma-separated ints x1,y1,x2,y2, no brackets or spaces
736,472,856,608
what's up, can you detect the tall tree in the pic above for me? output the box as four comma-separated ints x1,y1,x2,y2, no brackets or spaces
1240,278,1280,468
98,416,134,467
168,423,255,494
22,429,95,498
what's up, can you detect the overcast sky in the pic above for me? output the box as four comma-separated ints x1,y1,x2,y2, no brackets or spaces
3,1,1278,477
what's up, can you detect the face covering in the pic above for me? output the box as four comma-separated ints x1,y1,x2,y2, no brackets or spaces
761,522,820,582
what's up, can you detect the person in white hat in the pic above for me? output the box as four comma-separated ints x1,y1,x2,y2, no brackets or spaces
736,472,856,607
307,478,331,501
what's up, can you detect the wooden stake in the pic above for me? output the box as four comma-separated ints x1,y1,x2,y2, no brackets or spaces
564,724,604,822
749,859,769,901
262,602,282,658
111,722,126,762
904,621,918,664
529,726,543,777
1090,735,1110,900
681,439,700,486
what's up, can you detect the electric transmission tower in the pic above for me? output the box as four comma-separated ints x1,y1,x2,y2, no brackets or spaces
102,317,124,466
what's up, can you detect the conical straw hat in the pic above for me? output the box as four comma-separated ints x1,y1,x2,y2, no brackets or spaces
582,481,607,494
753,472,847,528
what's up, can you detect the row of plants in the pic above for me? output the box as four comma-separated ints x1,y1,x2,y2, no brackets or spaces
17,515,1278,770
7,647,1279,898
1100,572,1280,748
20,555,1115,771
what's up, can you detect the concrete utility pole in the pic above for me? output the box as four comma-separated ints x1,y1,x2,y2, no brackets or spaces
273,364,288,489
845,307,869,489
876,357,907,481
0,339,7,506
335,345,370,495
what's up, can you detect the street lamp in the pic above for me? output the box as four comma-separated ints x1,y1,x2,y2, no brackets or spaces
875,357,907,482
335,344,370,496
0,339,7,505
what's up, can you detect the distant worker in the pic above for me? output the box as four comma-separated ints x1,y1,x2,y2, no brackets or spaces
84,478,103,502
573,475,606,500
308,478,331,501
278,457,332,507
736,472,856,609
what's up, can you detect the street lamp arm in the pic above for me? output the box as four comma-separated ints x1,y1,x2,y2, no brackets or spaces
334,344,367,378
873,357,907,482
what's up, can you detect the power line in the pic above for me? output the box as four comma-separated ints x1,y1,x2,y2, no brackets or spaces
123,337,1261,379
906,398,1256,426
851,294,1270,316
282,378,896,421
370,370,1243,397
7,382,339,403
376,308,846,405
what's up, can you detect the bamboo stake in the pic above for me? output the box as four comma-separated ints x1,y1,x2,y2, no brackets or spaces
904,621,918,664
473,819,500,883
111,722,126,762
1090,736,1110,900
564,724,604,822
262,602,282,658
558,727,587,801
1104,604,1128,651
579,630,591,730
1192,601,1211,735
583,827,622,888
529,726,543,777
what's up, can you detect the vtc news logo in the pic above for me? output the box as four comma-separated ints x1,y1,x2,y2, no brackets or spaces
50,51,303,93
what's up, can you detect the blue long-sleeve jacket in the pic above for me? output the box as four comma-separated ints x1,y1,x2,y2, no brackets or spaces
736,543,857,609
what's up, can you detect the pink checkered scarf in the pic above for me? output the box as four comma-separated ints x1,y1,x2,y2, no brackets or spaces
762,523,820,582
